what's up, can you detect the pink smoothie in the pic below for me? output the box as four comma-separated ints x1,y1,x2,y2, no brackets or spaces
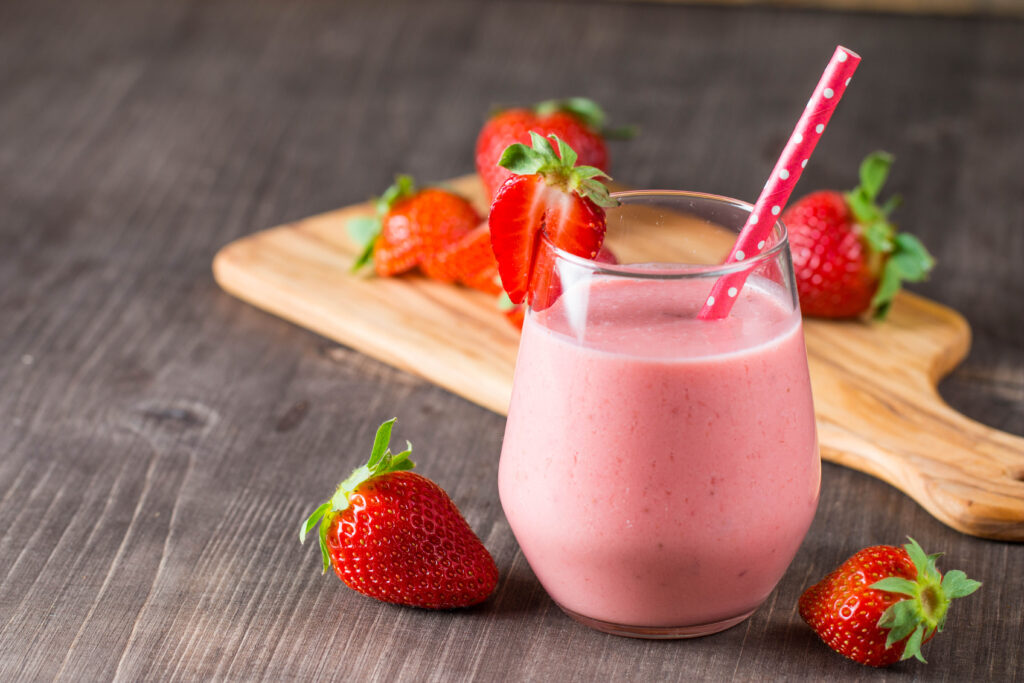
498,274,819,629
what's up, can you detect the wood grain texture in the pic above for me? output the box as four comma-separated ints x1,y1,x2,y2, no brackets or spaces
806,304,1024,541
214,175,1024,541
1,0,1023,680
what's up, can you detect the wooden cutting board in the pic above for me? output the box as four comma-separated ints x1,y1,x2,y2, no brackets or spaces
213,175,1024,541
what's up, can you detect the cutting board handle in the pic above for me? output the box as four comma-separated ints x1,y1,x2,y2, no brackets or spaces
818,392,1024,541
808,297,1024,541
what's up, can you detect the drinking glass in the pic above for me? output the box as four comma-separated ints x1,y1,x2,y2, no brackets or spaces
498,191,820,638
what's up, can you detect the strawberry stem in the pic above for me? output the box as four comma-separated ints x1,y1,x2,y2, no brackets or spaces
842,151,935,319
348,175,419,273
871,537,981,662
535,97,606,130
497,132,619,209
532,97,637,140
920,585,940,619
299,418,415,574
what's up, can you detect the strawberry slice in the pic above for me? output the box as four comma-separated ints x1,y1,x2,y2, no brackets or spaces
488,133,618,306
462,266,503,296
421,222,502,295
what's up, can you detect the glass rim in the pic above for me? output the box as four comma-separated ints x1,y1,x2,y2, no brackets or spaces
539,189,790,279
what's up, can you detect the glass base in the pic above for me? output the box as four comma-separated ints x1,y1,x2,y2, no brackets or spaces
557,604,756,639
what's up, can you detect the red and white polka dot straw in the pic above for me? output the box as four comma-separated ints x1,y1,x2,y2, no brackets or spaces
698,46,861,320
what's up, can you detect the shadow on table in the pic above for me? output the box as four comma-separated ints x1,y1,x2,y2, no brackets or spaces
468,561,553,621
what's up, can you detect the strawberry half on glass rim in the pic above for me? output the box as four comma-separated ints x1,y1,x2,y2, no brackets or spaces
488,132,618,306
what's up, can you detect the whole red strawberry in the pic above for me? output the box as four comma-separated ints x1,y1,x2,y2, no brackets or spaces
783,152,934,319
799,538,981,667
348,175,480,276
299,418,498,609
475,98,630,200
488,132,618,306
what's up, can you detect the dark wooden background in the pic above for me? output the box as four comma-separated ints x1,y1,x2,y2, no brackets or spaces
2,0,1022,680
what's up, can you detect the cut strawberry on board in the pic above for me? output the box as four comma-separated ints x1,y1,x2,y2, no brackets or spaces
421,222,503,295
488,132,618,306
348,175,481,277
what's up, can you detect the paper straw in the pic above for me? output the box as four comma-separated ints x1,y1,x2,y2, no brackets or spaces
698,46,861,320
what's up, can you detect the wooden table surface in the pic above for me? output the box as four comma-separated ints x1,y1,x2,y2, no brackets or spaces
2,1,1022,680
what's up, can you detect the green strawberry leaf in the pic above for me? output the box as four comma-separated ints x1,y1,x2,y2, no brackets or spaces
574,165,612,182
535,97,606,130
941,570,982,599
299,418,417,575
858,151,893,202
879,600,921,646
901,624,929,663
554,135,578,168
351,236,377,273
877,598,911,627
388,442,414,471
299,500,335,575
862,220,895,254
530,130,558,158
318,516,331,574
350,175,420,273
881,193,903,217
871,260,903,320
845,186,872,220
892,233,935,281
299,501,332,544
844,151,912,302
496,291,516,312
871,577,919,596
889,252,928,283
870,234,935,319
498,142,547,175
580,178,618,208
347,216,381,247
867,538,980,661
368,418,396,468
603,123,639,140
904,537,932,580
378,174,416,214
533,97,636,139
350,211,385,274
498,133,619,209
845,150,937,319
347,215,383,273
